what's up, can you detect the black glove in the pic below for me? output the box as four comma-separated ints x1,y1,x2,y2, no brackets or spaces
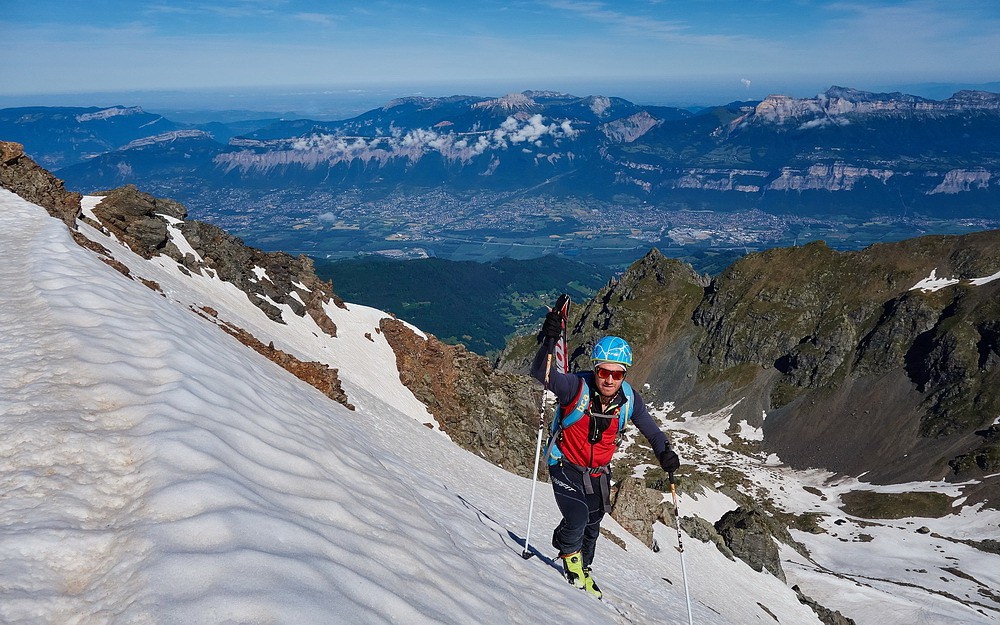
537,310,563,342
658,448,680,474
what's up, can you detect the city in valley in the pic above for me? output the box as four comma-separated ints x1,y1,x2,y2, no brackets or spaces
179,185,998,270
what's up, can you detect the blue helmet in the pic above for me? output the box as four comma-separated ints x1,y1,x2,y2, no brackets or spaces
591,336,633,367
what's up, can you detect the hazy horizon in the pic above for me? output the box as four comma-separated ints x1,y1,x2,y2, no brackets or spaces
3,78,999,123
4,1,997,121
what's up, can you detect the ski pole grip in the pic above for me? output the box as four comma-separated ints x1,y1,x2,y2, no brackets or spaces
542,351,553,389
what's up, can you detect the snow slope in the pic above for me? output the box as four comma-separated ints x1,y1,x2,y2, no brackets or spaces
2,188,997,624
659,408,1000,624
0,190,826,623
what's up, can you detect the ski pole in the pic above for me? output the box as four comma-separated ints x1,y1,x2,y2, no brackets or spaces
521,350,553,559
670,472,694,625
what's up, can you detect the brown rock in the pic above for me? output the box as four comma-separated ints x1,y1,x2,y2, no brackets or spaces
610,476,664,548
380,317,542,476
1,141,23,164
0,140,81,227
91,185,183,259
218,321,354,411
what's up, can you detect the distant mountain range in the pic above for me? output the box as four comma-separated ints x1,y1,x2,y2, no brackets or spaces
0,106,278,169
3,86,999,265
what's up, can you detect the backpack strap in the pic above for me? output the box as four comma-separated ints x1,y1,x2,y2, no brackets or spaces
612,381,634,446
547,374,588,464
619,381,634,430
551,374,589,433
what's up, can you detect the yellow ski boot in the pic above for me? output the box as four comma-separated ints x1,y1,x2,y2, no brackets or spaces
560,552,586,589
582,567,603,599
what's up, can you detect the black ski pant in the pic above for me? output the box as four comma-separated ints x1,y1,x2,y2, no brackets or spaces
548,462,605,567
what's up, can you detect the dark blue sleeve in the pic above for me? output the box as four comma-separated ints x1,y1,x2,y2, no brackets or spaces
530,341,583,406
630,392,671,456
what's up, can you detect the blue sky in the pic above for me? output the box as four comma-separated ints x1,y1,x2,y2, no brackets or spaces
2,0,998,108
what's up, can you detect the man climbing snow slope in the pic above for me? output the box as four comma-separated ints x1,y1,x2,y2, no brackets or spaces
532,310,681,600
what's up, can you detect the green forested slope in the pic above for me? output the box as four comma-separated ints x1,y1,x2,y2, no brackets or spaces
315,254,612,355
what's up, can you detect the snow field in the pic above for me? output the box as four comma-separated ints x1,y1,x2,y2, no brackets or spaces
654,398,1000,624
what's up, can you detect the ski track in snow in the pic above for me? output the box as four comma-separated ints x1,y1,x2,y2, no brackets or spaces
0,191,151,622
2,188,998,624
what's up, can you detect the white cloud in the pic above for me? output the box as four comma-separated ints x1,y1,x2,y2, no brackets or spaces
545,0,743,45
221,114,584,172
292,12,339,26
507,114,549,144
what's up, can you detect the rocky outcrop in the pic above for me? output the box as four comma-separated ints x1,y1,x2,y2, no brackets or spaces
793,585,857,625
88,184,344,331
714,507,786,582
670,501,854,625
178,219,345,331
0,140,81,227
599,111,660,143
680,515,735,561
213,313,353,411
609,477,664,548
950,425,1000,477
380,318,542,476
91,184,186,258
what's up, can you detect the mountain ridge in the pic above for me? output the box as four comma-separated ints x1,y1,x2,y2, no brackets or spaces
499,235,1000,506
0,142,538,475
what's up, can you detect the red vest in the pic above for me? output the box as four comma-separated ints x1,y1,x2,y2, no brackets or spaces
558,408,620,468
548,376,632,469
